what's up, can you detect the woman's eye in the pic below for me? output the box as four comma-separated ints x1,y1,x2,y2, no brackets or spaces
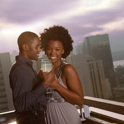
56,49,60,51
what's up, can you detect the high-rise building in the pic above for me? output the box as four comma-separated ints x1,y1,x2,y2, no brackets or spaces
75,43,83,55
83,34,116,87
0,52,14,112
66,54,112,99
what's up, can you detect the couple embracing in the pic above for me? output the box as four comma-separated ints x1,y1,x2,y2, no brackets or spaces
9,25,84,124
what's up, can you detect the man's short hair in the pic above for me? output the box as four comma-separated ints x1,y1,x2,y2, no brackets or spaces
18,31,38,51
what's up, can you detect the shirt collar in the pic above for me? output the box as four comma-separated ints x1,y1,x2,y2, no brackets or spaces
16,55,33,66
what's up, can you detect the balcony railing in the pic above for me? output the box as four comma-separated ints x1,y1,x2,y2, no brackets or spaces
0,96,124,124
79,96,124,124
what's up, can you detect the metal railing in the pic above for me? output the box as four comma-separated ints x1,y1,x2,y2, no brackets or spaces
81,96,124,124
0,96,124,124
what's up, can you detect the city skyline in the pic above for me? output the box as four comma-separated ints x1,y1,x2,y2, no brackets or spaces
0,0,124,53
0,34,124,124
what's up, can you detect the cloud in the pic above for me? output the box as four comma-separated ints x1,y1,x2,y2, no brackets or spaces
0,0,80,24
0,0,124,53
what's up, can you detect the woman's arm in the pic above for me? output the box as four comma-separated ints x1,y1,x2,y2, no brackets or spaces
50,64,84,105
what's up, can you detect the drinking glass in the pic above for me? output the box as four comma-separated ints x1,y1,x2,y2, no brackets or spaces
41,60,55,102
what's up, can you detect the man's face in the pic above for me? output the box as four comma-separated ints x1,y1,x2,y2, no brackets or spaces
26,37,41,60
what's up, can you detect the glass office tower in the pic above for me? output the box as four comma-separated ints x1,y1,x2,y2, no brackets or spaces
83,34,116,87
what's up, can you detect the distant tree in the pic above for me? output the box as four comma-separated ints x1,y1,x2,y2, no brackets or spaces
115,65,124,75
114,65,124,84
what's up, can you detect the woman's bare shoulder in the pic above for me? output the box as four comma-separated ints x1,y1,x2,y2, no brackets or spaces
63,63,75,74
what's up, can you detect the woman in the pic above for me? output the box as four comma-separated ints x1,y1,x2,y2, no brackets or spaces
40,25,84,124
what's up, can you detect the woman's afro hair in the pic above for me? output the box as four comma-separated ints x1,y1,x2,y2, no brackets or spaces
40,25,74,58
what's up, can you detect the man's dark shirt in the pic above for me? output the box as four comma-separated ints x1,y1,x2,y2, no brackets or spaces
9,55,46,113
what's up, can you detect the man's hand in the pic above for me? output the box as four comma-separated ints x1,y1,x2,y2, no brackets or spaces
38,69,48,81
39,67,56,88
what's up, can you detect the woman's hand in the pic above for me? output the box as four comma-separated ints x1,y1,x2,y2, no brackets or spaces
49,76,60,89
39,68,56,88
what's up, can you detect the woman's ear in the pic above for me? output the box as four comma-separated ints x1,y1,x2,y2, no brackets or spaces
22,44,29,51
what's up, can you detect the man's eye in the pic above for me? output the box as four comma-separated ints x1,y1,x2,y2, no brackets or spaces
56,49,60,51
47,48,50,50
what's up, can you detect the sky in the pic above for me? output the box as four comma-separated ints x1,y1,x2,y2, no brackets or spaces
0,0,124,54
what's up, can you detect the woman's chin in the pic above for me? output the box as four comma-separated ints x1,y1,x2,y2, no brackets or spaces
50,60,56,63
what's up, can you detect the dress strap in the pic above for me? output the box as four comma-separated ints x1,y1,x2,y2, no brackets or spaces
56,62,66,78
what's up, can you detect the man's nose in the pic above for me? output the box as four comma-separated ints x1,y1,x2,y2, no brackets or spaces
37,49,41,53
38,47,41,52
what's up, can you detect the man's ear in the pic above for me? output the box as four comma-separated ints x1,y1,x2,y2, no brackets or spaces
62,50,64,54
22,44,29,51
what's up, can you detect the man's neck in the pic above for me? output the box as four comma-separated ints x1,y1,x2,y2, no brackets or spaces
19,52,29,60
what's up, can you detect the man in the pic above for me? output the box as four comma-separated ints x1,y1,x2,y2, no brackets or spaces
9,31,55,124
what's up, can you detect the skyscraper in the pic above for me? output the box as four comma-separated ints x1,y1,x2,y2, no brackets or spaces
66,54,112,99
83,34,116,87
0,52,14,112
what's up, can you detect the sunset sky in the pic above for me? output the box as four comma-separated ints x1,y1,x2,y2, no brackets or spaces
0,0,124,53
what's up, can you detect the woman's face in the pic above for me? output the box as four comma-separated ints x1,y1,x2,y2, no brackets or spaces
46,40,64,63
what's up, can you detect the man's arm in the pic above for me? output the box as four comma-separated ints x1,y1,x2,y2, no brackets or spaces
9,67,46,112
9,66,55,112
